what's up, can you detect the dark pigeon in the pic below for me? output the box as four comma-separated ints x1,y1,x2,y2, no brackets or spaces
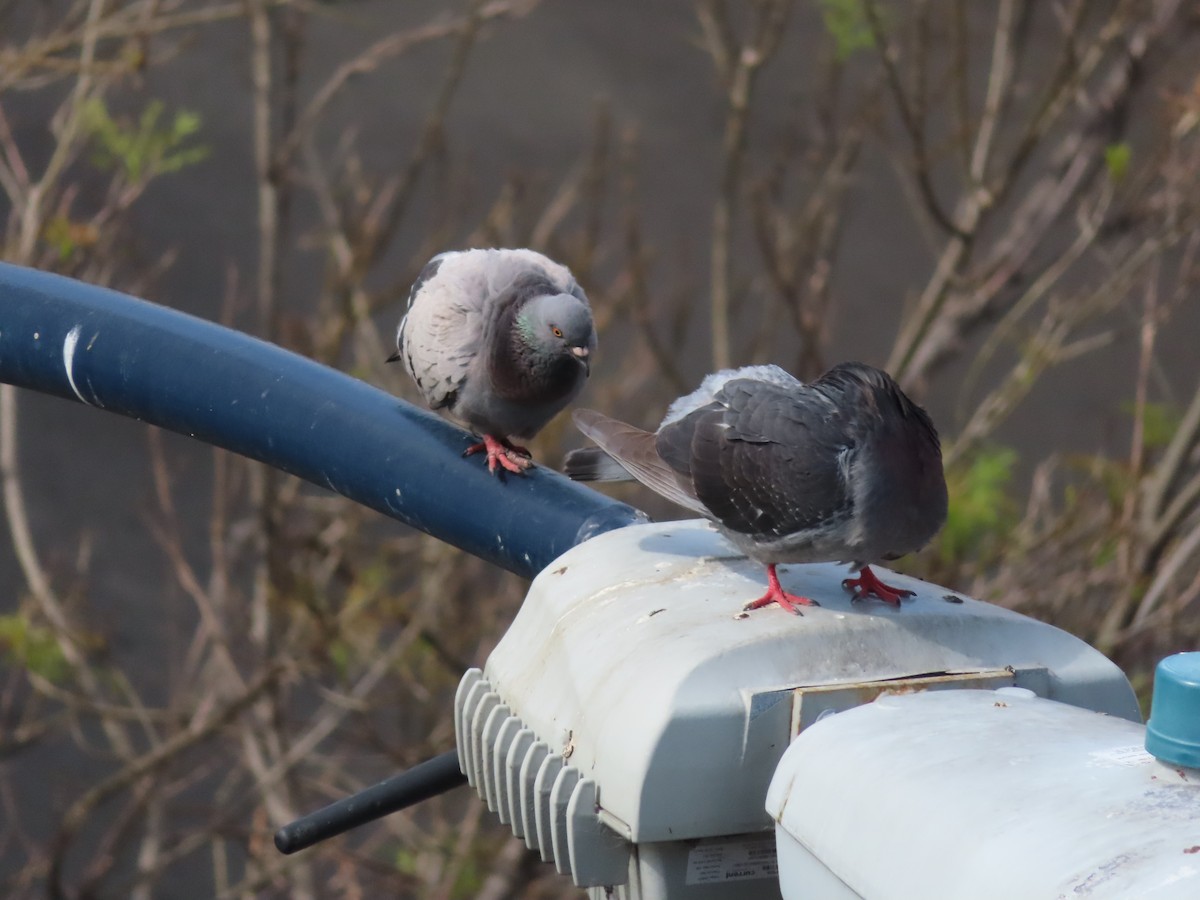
389,249,596,475
564,362,948,613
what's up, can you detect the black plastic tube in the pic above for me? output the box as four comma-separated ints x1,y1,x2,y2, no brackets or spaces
0,263,644,578
273,751,467,854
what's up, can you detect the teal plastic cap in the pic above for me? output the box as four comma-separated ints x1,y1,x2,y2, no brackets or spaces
1145,652,1200,769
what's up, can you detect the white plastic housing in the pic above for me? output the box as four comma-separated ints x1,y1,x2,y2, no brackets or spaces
768,687,1200,899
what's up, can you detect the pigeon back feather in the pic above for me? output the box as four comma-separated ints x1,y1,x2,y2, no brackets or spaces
658,377,851,539
661,364,801,426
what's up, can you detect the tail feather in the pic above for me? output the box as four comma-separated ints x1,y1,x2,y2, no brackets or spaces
562,446,634,482
569,409,708,515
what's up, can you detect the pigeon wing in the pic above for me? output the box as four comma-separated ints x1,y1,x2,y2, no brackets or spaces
661,379,853,538
397,252,487,411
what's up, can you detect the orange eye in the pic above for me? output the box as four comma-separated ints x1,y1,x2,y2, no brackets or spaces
552,326,563,338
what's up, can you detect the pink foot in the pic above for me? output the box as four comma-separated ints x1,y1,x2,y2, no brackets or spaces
743,564,819,615
463,434,533,475
842,565,913,606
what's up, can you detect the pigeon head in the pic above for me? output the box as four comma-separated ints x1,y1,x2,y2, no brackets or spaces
515,290,596,375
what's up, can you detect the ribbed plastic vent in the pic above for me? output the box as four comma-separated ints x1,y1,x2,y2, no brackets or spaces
455,669,631,889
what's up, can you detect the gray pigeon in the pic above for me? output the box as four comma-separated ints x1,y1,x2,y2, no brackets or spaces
389,248,596,475
564,362,948,613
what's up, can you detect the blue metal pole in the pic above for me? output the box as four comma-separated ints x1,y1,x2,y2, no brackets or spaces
0,263,644,578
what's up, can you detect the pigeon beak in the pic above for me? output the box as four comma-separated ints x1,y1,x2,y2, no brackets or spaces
570,345,591,374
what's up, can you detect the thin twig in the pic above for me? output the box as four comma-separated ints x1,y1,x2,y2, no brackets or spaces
47,660,286,900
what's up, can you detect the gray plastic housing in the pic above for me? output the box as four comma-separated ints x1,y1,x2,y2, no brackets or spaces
456,520,1139,890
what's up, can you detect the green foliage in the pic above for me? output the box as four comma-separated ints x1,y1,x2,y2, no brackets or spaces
83,98,210,183
450,855,483,899
41,213,99,262
818,0,875,60
1082,453,1136,508
1104,142,1132,182
938,445,1019,565
0,612,69,683
393,846,419,876
1121,400,1181,451
1092,535,1118,568
42,215,77,262
329,638,353,680
391,843,482,898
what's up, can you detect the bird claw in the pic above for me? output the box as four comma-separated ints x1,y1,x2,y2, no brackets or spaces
744,565,819,616
842,566,914,606
464,435,533,476
744,591,819,615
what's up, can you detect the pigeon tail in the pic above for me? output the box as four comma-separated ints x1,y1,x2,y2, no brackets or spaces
570,410,708,515
562,446,634,482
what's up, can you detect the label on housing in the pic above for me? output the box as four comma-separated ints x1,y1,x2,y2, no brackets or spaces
685,834,779,884
1088,745,1156,767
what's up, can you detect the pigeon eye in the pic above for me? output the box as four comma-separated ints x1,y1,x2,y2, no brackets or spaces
551,326,563,338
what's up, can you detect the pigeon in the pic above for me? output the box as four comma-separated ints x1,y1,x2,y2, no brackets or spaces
564,362,948,614
389,248,596,475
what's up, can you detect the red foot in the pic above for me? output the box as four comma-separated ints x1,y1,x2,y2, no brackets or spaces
842,565,914,606
743,564,819,615
463,434,533,476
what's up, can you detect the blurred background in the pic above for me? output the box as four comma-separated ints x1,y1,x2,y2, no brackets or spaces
2,1,1199,896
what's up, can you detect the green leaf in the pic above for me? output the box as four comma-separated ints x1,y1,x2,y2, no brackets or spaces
42,215,79,262
393,847,419,876
82,98,210,183
0,613,69,683
329,639,352,680
937,445,1019,565
1121,400,1181,451
818,0,876,61
1104,142,1132,182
